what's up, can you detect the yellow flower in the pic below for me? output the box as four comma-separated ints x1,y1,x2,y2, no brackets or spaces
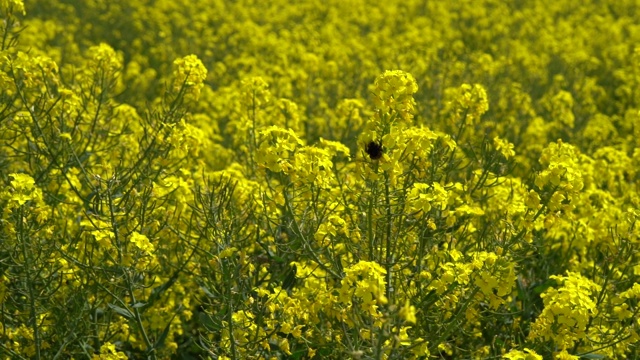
399,300,417,324
340,261,388,314
493,136,516,159
445,83,489,127
87,43,123,74
372,70,418,122
241,76,271,107
279,338,292,355
0,274,9,304
524,190,541,210
553,350,580,360
1,0,25,15
3,173,41,206
173,54,208,100
502,348,543,360
407,182,450,215
129,231,155,253
529,272,601,348
92,342,128,360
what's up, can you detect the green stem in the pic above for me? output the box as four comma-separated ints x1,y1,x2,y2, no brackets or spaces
17,206,42,360
384,172,393,303
106,183,156,359
225,262,238,360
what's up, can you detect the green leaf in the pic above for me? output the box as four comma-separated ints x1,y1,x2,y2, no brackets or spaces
152,310,180,352
532,280,554,295
199,285,216,298
581,354,606,359
152,321,172,352
290,348,307,360
198,311,220,331
108,303,133,319
146,272,180,310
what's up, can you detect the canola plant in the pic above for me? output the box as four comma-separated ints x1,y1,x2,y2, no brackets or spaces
1,0,639,359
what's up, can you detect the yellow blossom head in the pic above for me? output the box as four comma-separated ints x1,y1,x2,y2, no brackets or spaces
372,70,418,123
173,54,208,100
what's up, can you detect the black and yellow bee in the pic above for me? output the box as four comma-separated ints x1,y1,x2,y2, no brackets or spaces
365,140,384,160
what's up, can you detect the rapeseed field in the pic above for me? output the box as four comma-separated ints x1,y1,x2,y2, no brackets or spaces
1,0,639,359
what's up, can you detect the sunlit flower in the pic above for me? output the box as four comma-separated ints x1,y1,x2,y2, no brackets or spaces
173,54,208,100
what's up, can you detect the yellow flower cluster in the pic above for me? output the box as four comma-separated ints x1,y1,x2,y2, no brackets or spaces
372,70,419,123
173,54,208,100
529,272,600,349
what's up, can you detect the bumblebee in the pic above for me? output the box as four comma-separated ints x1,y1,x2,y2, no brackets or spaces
365,140,384,160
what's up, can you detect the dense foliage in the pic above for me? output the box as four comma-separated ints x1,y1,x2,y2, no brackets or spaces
1,0,639,359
